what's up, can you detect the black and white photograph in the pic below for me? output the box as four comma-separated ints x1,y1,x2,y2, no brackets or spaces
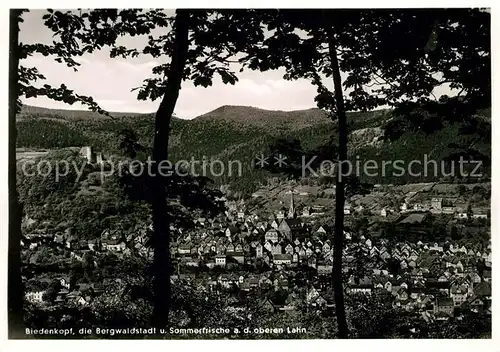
4,5,494,341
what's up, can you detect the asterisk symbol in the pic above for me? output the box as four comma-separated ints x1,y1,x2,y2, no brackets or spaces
255,154,269,168
274,154,287,167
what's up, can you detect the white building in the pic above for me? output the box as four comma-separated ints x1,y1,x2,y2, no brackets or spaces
215,255,226,266
25,290,45,303
273,254,292,265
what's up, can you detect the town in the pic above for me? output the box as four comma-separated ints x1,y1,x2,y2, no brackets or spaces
21,153,492,326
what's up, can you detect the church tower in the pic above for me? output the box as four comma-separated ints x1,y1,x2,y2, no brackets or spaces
287,191,295,219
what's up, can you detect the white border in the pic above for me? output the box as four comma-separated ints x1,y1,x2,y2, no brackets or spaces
0,1,498,352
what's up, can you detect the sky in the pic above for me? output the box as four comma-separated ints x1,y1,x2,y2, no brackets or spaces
19,9,454,119
19,10,323,119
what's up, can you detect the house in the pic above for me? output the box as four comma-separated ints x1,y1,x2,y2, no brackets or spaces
217,274,234,289
234,243,243,252
349,276,373,294
381,208,387,217
302,207,311,217
79,146,96,163
316,225,328,235
483,269,491,282
25,290,45,303
409,286,425,299
317,264,333,275
472,207,488,219
243,277,260,290
274,278,289,291
349,284,372,295
431,198,443,210
307,255,317,268
281,293,301,313
306,287,320,303
211,220,222,229
305,247,314,257
264,241,273,253
466,296,485,312
413,203,425,211
260,298,276,313
434,297,454,316
314,295,328,306
104,239,126,252
425,280,450,295
76,296,90,306
256,244,263,258
190,246,198,256
273,253,292,265
411,269,424,280
60,277,71,290
472,213,488,219
271,243,282,255
438,205,454,214
396,288,408,301
263,253,270,265
468,272,481,284
365,239,372,248
379,251,391,261
450,286,468,306
265,230,279,243
322,242,331,253
226,243,235,252
215,254,226,266
177,244,191,255
473,282,491,298
384,281,393,292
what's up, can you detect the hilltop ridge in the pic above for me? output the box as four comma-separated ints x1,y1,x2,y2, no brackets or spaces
196,105,329,128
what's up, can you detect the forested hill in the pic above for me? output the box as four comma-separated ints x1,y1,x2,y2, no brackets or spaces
16,104,152,120
16,104,491,196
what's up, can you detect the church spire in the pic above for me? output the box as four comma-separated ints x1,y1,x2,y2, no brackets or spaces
288,191,295,219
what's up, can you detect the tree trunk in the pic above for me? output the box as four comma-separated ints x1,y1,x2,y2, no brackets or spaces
8,9,24,339
151,9,190,330
328,35,349,338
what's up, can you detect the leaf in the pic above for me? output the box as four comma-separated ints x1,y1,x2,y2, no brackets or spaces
218,70,236,85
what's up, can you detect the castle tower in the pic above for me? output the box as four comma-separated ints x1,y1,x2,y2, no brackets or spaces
287,191,295,219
